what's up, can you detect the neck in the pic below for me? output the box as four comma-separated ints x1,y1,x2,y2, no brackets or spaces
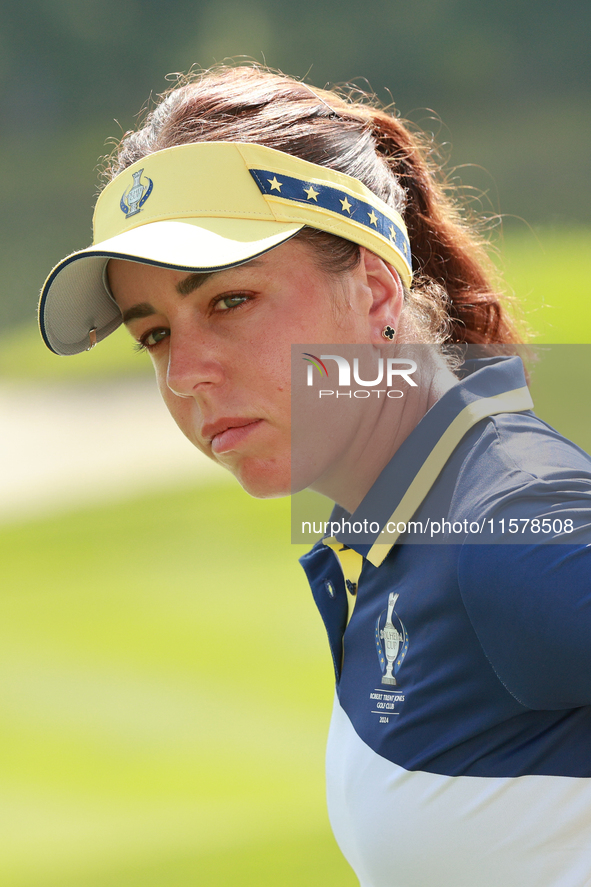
308,349,457,514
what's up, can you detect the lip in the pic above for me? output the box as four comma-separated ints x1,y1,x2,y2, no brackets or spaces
203,418,263,455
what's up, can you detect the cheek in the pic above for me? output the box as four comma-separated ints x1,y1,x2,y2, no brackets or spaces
248,338,292,393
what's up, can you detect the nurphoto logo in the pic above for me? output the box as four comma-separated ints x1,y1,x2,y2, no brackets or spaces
302,352,417,398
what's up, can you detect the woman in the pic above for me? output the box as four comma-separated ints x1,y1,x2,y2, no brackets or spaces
39,66,591,886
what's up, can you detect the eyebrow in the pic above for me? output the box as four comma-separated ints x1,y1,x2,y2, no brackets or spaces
121,271,214,324
122,302,156,324
176,271,215,296
120,261,264,325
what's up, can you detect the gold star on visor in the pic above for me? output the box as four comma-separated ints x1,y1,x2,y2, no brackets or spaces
268,176,282,192
304,185,319,201
340,196,352,213
368,210,378,226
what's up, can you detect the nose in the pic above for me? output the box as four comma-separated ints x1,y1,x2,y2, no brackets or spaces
165,326,225,398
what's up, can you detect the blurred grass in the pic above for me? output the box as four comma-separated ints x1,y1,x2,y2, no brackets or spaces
0,484,356,886
499,226,591,343
0,323,150,384
2,226,590,385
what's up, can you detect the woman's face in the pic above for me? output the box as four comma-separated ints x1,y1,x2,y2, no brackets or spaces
108,239,384,498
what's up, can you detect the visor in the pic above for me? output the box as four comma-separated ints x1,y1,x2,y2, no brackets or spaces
39,141,413,355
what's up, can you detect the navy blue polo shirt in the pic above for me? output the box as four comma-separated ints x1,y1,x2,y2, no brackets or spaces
300,355,591,887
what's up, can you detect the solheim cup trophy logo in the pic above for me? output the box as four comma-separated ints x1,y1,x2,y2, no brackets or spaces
375,592,409,686
120,169,153,217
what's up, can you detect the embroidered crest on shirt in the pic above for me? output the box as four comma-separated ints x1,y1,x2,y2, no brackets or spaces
375,592,409,685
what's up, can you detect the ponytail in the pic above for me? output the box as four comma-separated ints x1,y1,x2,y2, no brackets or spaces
366,108,519,344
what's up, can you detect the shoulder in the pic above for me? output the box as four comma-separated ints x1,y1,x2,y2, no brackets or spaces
450,413,591,708
447,411,591,524
469,410,591,476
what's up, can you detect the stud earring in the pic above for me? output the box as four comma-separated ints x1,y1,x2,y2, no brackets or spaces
382,325,396,341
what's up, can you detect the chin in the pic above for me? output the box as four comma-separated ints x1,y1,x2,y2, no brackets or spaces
227,458,293,500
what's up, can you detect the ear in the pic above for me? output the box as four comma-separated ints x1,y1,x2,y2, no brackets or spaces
359,248,404,344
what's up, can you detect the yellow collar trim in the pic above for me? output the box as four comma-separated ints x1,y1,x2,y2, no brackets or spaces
365,385,534,566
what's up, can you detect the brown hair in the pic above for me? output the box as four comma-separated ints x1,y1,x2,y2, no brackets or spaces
105,65,521,345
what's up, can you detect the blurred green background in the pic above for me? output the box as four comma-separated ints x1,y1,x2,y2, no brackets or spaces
1,1,590,884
